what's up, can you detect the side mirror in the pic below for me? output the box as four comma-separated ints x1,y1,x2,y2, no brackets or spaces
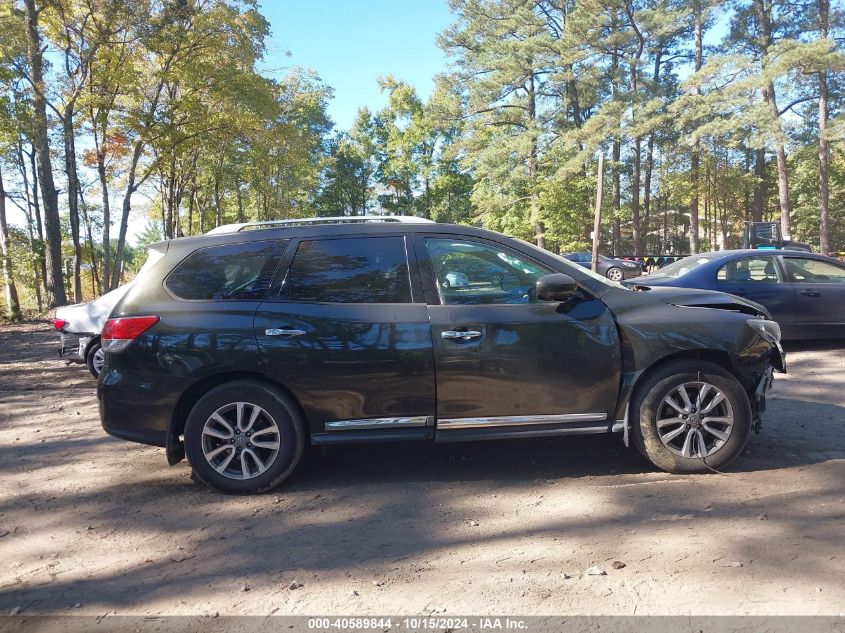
536,273,578,302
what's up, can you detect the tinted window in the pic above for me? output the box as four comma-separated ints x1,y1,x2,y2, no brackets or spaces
166,240,286,301
425,238,551,305
717,257,780,283
783,258,845,283
280,237,411,303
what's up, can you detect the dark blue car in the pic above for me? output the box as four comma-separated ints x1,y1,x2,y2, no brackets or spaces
626,250,845,340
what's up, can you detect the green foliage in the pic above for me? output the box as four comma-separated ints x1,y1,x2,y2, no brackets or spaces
2,0,845,315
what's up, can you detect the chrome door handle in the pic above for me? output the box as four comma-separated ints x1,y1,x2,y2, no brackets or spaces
265,328,306,337
441,329,482,341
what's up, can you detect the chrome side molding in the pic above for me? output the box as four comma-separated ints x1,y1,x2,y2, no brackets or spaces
325,416,433,431
437,413,608,430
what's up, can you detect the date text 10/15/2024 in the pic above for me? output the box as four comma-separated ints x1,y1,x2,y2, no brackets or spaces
307,617,528,630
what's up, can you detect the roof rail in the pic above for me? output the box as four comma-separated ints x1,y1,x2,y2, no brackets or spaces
206,215,435,235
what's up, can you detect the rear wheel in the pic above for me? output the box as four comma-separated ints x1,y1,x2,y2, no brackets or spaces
631,360,752,473
184,380,306,493
86,341,105,378
606,266,624,282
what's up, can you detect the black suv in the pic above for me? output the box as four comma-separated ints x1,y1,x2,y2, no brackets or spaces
99,217,785,493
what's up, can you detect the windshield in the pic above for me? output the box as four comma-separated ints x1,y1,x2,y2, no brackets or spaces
652,255,713,279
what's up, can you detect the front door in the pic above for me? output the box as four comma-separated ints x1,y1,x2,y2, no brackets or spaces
415,235,621,437
253,235,435,437
715,255,797,338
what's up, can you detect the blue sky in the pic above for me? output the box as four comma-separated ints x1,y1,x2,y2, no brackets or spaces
260,0,455,131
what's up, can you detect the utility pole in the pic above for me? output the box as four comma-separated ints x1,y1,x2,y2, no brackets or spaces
592,154,605,273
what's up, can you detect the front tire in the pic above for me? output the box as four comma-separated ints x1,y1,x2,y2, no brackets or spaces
86,341,105,378
184,380,306,493
631,360,752,474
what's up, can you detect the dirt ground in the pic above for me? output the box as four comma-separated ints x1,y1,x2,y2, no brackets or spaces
0,321,843,617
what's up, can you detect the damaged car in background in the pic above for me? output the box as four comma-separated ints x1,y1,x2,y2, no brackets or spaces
54,284,133,378
97,217,785,493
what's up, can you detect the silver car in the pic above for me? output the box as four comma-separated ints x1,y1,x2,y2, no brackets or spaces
53,284,132,377
562,252,644,282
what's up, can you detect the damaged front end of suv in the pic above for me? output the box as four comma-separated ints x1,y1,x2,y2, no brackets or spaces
606,285,786,440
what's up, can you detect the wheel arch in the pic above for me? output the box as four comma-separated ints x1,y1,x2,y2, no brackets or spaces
166,371,308,465
615,348,747,422
82,335,101,359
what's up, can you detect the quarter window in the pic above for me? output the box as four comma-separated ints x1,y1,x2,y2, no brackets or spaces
425,238,551,305
165,240,286,301
279,237,412,303
783,258,845,284
717,257,780,283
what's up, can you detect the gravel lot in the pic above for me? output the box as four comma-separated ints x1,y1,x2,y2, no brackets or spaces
0,321,843,616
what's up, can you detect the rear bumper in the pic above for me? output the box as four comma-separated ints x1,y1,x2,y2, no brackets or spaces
57,332,85,362
98,366,186,448
57,333,95,364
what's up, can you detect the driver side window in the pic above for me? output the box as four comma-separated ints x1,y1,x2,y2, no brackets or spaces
425,238,551,305
784,258,845,283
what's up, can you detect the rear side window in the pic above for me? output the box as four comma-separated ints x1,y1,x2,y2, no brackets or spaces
166,240,286,301
279,237,411,303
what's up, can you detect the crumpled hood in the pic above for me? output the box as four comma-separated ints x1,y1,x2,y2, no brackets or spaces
634,285,771,318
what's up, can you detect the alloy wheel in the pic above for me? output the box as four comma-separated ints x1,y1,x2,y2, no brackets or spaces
655,381,734,458
606,267,623,282
92,348,106,375
201,402,281,480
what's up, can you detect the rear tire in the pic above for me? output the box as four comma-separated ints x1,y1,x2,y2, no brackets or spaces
184,380,306,493
606,266,624,282
86,341,105,378
630,360,752,474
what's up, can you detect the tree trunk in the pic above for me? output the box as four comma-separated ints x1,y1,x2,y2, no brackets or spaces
28,146,47,292
752,148,766,222
188,179,196,235
527,73,545,249
631,134,642,256
690,0,703,254
743,145,752,222
0,166,21,320
627,9,645,257
214,175,223,227
755,0,791,239
236,181,244,223
818,0,831,254
77,181,101,296
642,48,663,252
110,138,144,290
610,39,621,257
16,141,43,310
200,188,208,233
93,127,111,287
24,0,66,307
768,95,791,239
63,106,83,302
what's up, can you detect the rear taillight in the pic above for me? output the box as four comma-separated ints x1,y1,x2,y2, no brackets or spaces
101,316,160,353
53,319,67,331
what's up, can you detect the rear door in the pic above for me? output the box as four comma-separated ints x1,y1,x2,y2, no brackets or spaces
415,234,621,438
781,256,845,338
253,234,436,437
715,255,797,338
